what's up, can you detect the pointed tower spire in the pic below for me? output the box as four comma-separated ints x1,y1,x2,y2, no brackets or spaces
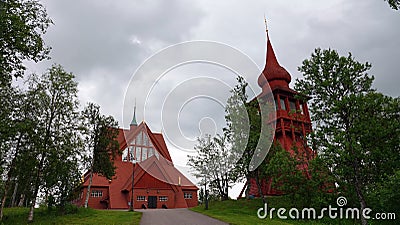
130,99,137,126
258,20,291,90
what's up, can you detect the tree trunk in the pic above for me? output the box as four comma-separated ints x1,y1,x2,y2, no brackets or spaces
343,118,368,225
27,172,40,222
255,170,266,204
0,179,10,221
224,179,229,201
84,170,93,208
0,170,19,220
28,150,47,222
11,181,18,207
18,194,25,207
0,134,23,220
355,173,368,225
245,175,251,200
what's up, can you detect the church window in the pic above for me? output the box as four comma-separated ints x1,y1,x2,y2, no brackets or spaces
159,196,168,201
136,147,142,161
137,196,146,201
137,131,143,145
184,192,192,199
154,150,160,159
148,148,154,157
144,133,149,146
128,146,134,161
127,129,161,162
122,148,128,162
142,148,148,161
91,190,103,198
130,152,134,162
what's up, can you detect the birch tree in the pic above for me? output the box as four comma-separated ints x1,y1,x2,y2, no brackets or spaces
81,102,119,208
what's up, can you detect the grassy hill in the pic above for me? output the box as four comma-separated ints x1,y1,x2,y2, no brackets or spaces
1,207,141,225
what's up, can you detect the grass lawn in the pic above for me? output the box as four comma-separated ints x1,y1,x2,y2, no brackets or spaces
190,196,360,225
1,207,141,225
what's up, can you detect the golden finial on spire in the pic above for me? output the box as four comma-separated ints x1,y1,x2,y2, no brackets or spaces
264,14,268,32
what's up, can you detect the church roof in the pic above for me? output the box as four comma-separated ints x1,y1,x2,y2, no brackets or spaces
120,155,198,192
118,121,172,162
258,31,292,90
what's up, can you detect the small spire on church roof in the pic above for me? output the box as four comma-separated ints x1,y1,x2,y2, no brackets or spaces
130,99,137,126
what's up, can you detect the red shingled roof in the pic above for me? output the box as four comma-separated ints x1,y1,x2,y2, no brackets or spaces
120,155,197,192
258,31,292,90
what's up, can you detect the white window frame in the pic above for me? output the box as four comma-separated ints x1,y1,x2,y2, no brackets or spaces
159,196,168,202
91,190,103,198
137,196,146,201
184,192,192,199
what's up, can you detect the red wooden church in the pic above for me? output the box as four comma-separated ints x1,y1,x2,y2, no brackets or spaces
240,28,314,197
76,113,198,209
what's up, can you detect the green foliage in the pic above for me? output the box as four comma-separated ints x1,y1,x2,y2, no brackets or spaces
295,48,400,224
0,64,122,221
198,187,204,204
368,170,400,214
24,65,82,221
1,2,53,217
225,76,251,180
188,75,271,201
296,48,374,125
385,0,400,10
0,0,52,86
188,133,237,200
81,102,119,208
81,102,120,179
59,202,79,215
224,77,256,183
265,145,335,209
226,76,275,202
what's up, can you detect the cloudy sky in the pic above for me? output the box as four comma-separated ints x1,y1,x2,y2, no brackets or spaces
26,0,399,198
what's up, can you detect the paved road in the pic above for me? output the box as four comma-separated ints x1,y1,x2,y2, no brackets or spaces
137,208,229,225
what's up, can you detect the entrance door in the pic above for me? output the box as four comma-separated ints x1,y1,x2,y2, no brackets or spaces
148,196,157,208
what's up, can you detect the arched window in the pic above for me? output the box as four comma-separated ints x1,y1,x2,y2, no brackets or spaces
128,130,160,162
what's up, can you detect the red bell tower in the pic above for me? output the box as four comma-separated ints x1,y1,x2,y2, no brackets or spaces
258,31,313,154
241,28,314,197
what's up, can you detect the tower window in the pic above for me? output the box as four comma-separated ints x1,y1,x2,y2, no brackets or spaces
280,98,286,110
299,102,304,114
289,100,296,111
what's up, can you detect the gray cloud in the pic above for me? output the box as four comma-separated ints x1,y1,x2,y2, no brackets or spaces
26,0,400,197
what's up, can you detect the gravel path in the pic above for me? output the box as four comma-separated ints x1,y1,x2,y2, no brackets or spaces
137,208,229,225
